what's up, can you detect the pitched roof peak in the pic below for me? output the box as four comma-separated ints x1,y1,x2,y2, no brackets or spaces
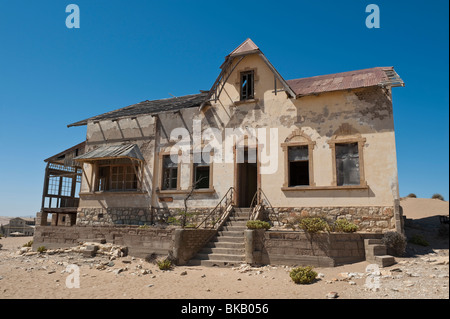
229,38,259,57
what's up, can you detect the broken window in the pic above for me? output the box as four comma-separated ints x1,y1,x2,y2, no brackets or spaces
162,155,178,190
335,142,360,186
240,71,254,101
193,152,210,189
288,146,309,186
96,163,139,191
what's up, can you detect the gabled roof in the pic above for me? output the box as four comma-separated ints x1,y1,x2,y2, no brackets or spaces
228,38,259,57
286,66,404,97
67,92,209,127
67,40,404,127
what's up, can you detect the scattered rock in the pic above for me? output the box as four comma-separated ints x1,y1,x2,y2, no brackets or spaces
180,271,187,276
326,292,339,299
113,268,124,275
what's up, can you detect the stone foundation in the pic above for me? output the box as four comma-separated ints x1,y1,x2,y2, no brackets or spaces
76,207,212,227
269,206,395,233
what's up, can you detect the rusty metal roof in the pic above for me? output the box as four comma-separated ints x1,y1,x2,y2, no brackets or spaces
286,67,403,97
74,144,144,162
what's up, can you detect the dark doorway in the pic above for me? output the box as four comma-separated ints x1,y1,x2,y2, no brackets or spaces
236,148,258,207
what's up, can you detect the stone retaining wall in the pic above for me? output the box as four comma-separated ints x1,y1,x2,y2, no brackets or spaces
33,225,174,258
245,230,383,267
173,229,218,265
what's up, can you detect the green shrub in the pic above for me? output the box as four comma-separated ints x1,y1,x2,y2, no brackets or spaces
432,193,445,201
289,266,318,284
407,193,417,198
37,246,47,253
382,231,407,256
23,240,33,247
333,219,358,233
408,234,429,247
246,220,271,230
298,217,330,234
156,258,172,270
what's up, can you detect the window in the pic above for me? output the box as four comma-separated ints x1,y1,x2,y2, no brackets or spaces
328,132,366,187
240,71,254,101
61,177,72,197
335,143,360,186
281,129,316,189
193,152,211,189
162,155,178,190
288,146,309,186
96,164,139,191
48,176,60,195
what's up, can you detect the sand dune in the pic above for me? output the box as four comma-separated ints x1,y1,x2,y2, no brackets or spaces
400,197,449,220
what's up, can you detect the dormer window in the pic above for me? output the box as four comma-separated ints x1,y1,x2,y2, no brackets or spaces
240,71,254,100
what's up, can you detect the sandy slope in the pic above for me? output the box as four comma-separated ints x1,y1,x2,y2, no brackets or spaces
400,197,449,220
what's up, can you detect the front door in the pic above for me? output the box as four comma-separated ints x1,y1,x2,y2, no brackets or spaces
236,148,258,207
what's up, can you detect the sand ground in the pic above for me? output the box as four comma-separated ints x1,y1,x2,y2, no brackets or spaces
0,198,448,300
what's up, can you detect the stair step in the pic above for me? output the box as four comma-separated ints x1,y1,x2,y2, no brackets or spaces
206,242,244,249
366,244,387,256
213,236,244,243
365,239,383,245
374,255,396,267
199,247,245,255
220,225,247,231
188,259,244,267
195,253,245,262
217,230,244,237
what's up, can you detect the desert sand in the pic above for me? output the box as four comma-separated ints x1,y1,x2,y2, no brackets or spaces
0,198,448,300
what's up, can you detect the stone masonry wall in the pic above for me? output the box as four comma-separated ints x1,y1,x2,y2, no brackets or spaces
247,230,383,267
76,207,212,227
270,206,395,233
33,225,174,258
173,229,217,265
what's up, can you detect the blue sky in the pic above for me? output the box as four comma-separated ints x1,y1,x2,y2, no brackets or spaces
0,0,448,217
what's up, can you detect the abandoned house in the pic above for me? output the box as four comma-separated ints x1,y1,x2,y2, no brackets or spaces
34,39,405,266
1,217,36,237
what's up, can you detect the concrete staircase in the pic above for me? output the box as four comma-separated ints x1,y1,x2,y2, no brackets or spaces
364,239,396,267
189,207,250,267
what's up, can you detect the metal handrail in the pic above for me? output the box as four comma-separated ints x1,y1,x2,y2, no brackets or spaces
249,188,277,222
196,187,234,229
